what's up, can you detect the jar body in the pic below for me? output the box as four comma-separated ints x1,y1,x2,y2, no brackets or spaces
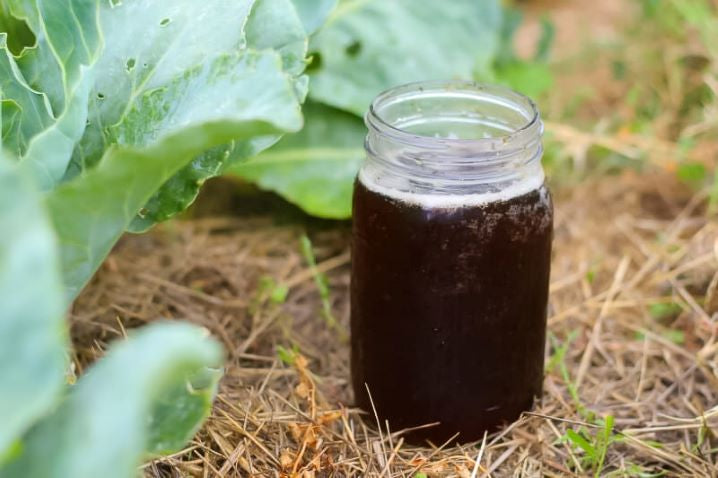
350,81,553,444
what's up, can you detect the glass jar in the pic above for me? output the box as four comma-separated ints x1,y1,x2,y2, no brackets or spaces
351,81,553,444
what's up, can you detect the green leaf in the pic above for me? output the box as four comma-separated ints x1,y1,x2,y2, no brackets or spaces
291,0,337,35
35,0,101,98
44,43,303,297
270,284,290,303
20,73,95,188
566,429,598,460
146,366,222,455
48,112,295,302
3,0,307,297
648,302,682,320
0,155,67,456
246,0,308,76
277,344,300,365
595,415,615,478
230,101,364,218
74,0,255,168
4,0,40,36
603,415,614,436
0,4,34,55
0,35,54,156
677,161,707,184
123,49,304,232
308,0,503,115
15,0,103,188
126,0,312,231
111,52,301,147
495,60,554,99
0,322,224,478
127,144,240,232
300,234,342,334
492,9,553,99
257,276,290,304
45,0,309,230
14,37,65,117
664,330,685,344
634,328,685,344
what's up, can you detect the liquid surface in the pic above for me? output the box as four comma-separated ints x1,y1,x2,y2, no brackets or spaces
351,177,553,444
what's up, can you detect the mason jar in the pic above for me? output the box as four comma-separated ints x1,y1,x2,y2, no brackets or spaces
351,81,553,444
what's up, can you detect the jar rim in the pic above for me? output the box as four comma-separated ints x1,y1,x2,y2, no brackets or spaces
365,80,541,148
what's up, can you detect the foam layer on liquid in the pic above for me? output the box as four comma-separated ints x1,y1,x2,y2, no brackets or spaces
357,167,545,209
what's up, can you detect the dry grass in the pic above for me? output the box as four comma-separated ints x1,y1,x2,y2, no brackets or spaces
69,3,718,474
70,170,718,477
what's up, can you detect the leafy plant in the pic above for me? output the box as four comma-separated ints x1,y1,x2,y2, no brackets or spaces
648,301,684,320
0,154,66,456
546,331,594,416
0,1,558,474
235,101,364,218
1,322,224,478
0,0,321,475
306,0,501,116
300,234,344,337
258,275,291,305
561,415,619,477
493,7,554,99
277,343,302,366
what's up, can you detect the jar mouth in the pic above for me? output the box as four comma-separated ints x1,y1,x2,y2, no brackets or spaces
365,80,541,149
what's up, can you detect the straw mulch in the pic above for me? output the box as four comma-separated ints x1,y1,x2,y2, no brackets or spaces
70,171,718,477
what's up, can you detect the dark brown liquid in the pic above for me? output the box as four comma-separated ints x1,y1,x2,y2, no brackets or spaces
351,178,553,444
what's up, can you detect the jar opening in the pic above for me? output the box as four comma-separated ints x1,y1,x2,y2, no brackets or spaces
362,80,545,202
366,80,540,147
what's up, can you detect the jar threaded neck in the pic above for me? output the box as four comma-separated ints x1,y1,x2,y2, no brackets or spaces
363,81,544,191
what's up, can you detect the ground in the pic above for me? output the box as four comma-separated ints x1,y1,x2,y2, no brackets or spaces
70,0,718,476
70,170,718,477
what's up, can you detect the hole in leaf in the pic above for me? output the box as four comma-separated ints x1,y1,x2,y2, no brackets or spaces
159,18,171,27
4,18,35,55
125,58,136,71
97,92,105,100
345,41,361,57
109,0,122,7
305,52,322,73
